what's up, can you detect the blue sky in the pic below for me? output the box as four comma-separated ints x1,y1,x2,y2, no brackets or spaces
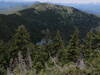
1,0,100,4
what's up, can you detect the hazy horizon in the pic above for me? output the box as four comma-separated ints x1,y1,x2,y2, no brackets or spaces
0,0,100,4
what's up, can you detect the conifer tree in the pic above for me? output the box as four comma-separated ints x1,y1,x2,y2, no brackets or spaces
44,30,65,64
0,40,7,65
90,31,100,58
33,45,48,71
84,31,95,59
48,31,65,63
66,28,80,63
50,30,64,57
85,31,94,49
0,40,7,75
54,30,64,49
9,25,32,58
0,40,4,59
54,31,65,62
93,31,100,49
0,40,5,75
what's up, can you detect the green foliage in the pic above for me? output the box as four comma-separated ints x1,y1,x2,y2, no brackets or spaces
9,25,31,57
0,3,100,75
83,31,95,59
0,40,8,75
66,28,80,62
51,31,64,57
0,3,100,42
83,31,100,60
0,25,100,75
93,31,100,49
12,61,100,75
32,45,49,71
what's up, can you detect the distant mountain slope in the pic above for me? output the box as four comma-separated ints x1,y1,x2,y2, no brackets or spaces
0,2,39,14
0,3,100,42
57,3,100,15
1,2,100,15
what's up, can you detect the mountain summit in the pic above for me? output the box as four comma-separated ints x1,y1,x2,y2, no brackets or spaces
0,3,100,42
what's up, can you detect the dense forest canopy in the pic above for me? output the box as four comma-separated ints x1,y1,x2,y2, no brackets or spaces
0,25,100,75
0,3,100,75
0,3,100,42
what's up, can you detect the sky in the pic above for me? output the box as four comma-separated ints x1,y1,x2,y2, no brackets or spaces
1,0,100,4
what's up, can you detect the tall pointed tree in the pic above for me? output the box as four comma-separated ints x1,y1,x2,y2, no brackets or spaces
0,40,6,75
0,40,8,65
66,28,80,62
93,31,100,58
85,31,94,49
46,30,65,64
54,31,65,62
93,31,100,49
83,31,95,59
9,25,32,58
54,30,64,49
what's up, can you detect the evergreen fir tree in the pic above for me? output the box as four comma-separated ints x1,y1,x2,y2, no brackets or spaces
0,40,8,75
0,40,7,65
85,31,94,49
93,31,100,49
54,31,65,63
90,31,100,58
66,28,80,63
54,30,64,49
51,30,64,57
32,45,48,71
9,25,32,58
84,31,95,59
0,40,5,75
49,31,65,63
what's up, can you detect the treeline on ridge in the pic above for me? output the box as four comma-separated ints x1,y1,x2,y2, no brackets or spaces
0,25,100,75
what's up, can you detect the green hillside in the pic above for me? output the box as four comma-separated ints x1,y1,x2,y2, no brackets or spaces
0,3,100,42
0,3,100,75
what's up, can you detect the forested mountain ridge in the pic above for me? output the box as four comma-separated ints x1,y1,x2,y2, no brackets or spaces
0,3,100,42
0,3,100,75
